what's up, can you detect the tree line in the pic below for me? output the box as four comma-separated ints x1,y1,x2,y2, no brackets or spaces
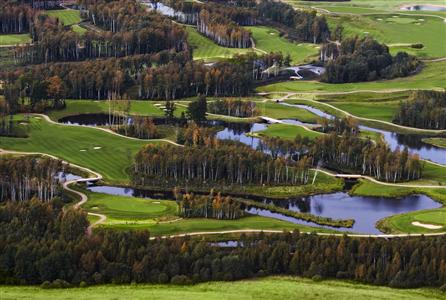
176,190,244,220
12,0,188,64
132,141,313,187
0,156,62,202
321,36,420,83
0,200,445,288
0,3,35,34
393,90,446,130
208,99,259,118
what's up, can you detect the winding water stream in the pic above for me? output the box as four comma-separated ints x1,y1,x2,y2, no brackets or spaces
280,103,446,165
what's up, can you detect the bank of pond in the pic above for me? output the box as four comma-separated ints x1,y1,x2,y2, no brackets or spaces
84,183,441,235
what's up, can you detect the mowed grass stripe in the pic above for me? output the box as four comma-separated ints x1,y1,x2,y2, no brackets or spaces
0,115,160,184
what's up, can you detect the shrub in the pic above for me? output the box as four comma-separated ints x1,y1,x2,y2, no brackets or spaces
170,275,192,285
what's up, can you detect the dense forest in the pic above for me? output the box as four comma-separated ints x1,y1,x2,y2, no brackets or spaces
0,200,444,288
0,156,62,202
12,0,188,64
321,36,420,83
393,90,446,129
132,141,313,187
177,191,244,220
208,99,259,118
0,3,35,34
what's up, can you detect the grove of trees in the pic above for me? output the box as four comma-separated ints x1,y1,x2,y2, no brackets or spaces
0,200,444,288
322,36,420,83
208,99,259,118
393,90,446,129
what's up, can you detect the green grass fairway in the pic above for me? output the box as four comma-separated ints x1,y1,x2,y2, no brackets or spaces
258,101,320,123
0,276,443,300
71,24,87,35
258,123,321,140
423,138,446,148
45,9,82,26
258,61,446,93
379,208,446,234
47,100,176,120
248,26,319,64
82,191,178,220
0,33,31,45
326,14,446,58
186,27,257,61
0,115,159,184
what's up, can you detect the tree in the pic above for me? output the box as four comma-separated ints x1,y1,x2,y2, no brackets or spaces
46,75,65,109
187,95,207,124
164,100,176,123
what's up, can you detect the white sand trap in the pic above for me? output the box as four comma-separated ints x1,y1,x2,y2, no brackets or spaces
19,122,28,125
377,18,383,21
153,103,162,107
412,221,442,230
80,149,87,152
34,117,41,119
393,15,399,18
153,201,161,204
92,206,99,210
363,32,369,34
415,23,421,25
418,19,424,21
269,32,275,35
93,147,102,150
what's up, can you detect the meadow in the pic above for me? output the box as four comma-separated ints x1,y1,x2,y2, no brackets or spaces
0,276,443,300
258,123,321,140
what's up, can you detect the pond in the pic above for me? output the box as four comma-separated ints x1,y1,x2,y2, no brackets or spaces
401,5,446,11
86,185,441,234
280,103,446,165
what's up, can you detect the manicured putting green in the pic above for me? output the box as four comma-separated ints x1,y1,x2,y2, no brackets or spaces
0,276,442,300
379,208,446,234
83,191,178,220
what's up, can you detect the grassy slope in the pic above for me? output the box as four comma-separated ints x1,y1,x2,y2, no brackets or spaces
258,123,321,140
186,27,256,61
258,101,320,123
248,26,319,64
422,138,446,149
378,208,446,234
0,276,443,300
0,115,158,184
45,9,81,26
47,99,187,120
258,61,446,93
0,33,31,45
326,14,446,58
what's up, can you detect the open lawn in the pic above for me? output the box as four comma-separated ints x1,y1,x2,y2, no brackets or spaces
71,24,87,35
0,33,31,45
45,9,82,26
258,101,320,123
248,26,319,64
423,138,446,149
82,191,178,220
0,115,159,184
0,276,443,300
258,61,446,93
47,99,186,120
186,27,257,61
258,123,321,140
378,208,446,234
325,14,446,58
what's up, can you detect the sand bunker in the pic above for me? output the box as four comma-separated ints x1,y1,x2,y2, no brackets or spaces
93,147,102,150
153,201,161,204
19,122,28,125
80,149,87,152
412,221,442,230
